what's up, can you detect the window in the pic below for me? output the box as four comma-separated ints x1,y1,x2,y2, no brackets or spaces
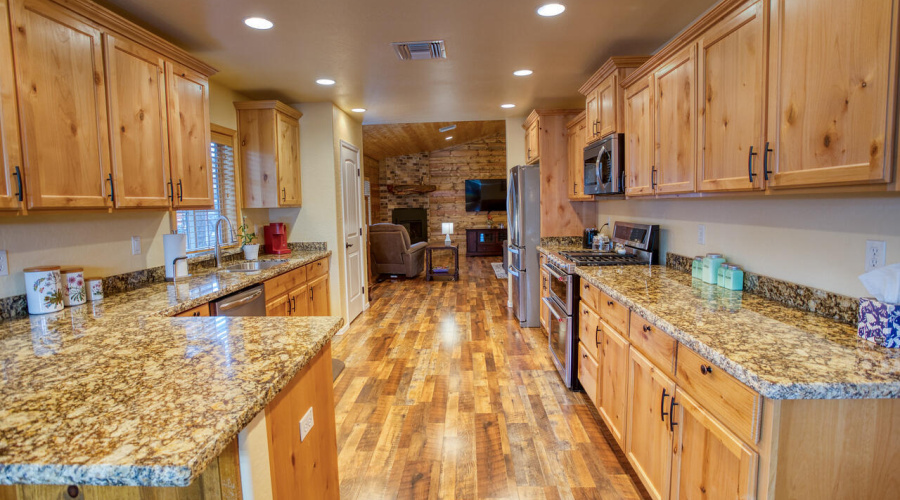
176,127,240,253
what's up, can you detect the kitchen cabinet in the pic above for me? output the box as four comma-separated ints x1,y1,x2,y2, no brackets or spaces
175,303,209,317
266,292,291,317
525,116,540,164
670,389,758,500
626,348,676,500
264,258,329,317
0,0,22,211
289,283,311,317
565,112,593,201
578,341,599,407
653,44,697,195
697,1,766,192
105,34,171,208
624,77,656,196
166,61,213,208
596,75,618,139
236,101,303,208
598,323,629,447
580,56,649,145
766,0,898,188
10,0,112,209
308,274,330,316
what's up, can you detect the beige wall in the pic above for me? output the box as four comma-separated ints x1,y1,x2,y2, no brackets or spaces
0,81,248,299
505,117,526,302
595,195,900,298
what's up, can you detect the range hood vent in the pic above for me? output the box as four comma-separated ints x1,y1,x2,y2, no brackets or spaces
392,40,447,61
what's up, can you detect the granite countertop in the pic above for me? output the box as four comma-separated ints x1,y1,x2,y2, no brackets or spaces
0,251,344,487
538,245,900,400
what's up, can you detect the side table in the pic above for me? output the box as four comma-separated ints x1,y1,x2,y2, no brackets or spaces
425,244,459,281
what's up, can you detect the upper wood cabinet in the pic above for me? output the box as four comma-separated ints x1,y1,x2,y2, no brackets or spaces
10,0,112,209
105,34,171,208
766,0,898,188
580,57,649,145
167,61,213,208
525,116,540,164
654,44,698,195
566,112,593,201
624,77,656,197
698,1,766,192
236,100,303,208
585,89,600,142
0,0,23,210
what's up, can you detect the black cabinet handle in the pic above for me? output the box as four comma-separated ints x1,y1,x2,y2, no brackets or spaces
660,388,670,422
748,145,757,182
643,324,652,333
177,179,183,201
167,179,174,202
700,364,713,375
282,187,286,202
291,296,296,314
106,173,114,201
595,325,601,347
607,300,614,306
582,352,588,359
12,166,22,201
669,397,679,432
651,166,657,189
763,142,773,181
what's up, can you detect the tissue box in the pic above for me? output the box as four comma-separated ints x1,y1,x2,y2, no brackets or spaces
858,298,900,348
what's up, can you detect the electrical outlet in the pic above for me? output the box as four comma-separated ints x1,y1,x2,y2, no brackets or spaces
299,407,314,442
697,224,706,245
866,240,886,271
0,250,7,277
131,236,141,256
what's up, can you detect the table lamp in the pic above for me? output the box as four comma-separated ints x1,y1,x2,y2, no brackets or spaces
442,222,454,245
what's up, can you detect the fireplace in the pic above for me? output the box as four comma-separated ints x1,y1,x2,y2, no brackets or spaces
392,208,427,244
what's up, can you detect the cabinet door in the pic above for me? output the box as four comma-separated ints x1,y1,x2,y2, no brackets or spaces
166,61,213,208
526,120,540,164
567,116,592,201
598,324,629,447
670,389,758,500
626,348,675,500
598,75,618,138
0,0,22,210
308,274,329,316
276,111,301,206
289,284,310,317
655,44,697,195
698,1,766,193
586,89,600,142
104,34,171,208
10,0,112,209
625,77,656,196
578,341,600,407
767,0,898,188
266,293,291,317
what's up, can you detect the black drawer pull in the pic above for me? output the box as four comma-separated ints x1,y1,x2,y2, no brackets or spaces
12,166,22,201
643,324,652,333
700,364,713,375
607,300,614,306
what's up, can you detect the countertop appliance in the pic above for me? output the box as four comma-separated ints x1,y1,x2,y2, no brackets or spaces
507,164,541,327
211,284,266,316
582,228,599,249
583,133,625,195
264,223,290,255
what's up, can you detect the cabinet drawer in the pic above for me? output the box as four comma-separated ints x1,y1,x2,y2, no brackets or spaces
629,313,677,379
176,303,209,317
579,300,602,360
307,258,327,280
264,265,308,299
580,281,603,313
676,345,762,444
599,291,629,336
578,341,599,407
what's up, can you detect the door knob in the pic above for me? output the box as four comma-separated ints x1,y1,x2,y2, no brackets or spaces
346,242,353,248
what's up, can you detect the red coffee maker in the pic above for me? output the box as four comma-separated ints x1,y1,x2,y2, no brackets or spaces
264,223,290,254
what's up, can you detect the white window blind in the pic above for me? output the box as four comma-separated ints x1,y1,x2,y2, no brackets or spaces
176,138,238,252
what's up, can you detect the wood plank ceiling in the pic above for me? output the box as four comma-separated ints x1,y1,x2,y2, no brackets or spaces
363,120,506,160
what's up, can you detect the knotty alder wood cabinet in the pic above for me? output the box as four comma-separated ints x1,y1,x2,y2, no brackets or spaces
524,116,540,164
235,101,303,208
579,56,649,146
264,258,330,317
565,112,592,201
619,0,900,198
0,0,216,212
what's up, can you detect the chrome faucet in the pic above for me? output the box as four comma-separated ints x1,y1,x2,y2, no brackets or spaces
215,216,235,268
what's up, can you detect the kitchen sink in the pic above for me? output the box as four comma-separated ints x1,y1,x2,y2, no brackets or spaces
222,260,289,273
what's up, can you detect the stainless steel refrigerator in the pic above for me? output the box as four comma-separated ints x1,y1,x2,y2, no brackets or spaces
506,164,541,327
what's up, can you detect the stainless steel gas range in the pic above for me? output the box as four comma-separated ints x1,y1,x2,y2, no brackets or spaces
542,222,659,390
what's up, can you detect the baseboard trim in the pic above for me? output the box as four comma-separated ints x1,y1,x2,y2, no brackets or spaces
336,324,350,336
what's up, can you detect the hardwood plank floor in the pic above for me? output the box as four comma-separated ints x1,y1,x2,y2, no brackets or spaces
333,256,648,499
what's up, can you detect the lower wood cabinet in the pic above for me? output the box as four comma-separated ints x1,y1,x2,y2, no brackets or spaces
265,259,329,317
597,323,629,447
307,274,329,316
578,341,599,407
175,303,209,317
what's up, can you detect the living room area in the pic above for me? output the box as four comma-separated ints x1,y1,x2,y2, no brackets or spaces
362,121,510,283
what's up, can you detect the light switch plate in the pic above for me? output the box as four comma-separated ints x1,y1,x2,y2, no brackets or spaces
131,236,141,255
299,407,314,442
866,240,886,271
0,250,8,276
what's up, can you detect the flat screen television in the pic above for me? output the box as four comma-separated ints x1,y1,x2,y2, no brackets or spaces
465,179,507,212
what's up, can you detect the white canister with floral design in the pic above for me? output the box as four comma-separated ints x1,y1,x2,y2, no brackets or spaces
60,267,86,306
24,266,65,315
86,277,104,301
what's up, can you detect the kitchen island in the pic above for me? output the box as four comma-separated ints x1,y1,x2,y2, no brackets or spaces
0,251,343,498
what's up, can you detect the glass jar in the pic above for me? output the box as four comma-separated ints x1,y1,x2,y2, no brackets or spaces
691,256,703,279
702,253,726,284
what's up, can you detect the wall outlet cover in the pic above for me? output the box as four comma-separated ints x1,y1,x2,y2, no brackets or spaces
0,250,7,276
866,240,887,272
131,236,141,256
299,407,314,442
697,224,706,245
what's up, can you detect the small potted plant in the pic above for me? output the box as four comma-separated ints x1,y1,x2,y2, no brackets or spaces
486,213,494,229
238,224,260,260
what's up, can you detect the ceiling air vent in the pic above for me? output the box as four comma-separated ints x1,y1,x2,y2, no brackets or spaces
392,40,447,61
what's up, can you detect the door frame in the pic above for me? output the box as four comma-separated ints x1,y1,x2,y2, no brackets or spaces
339,140,368,324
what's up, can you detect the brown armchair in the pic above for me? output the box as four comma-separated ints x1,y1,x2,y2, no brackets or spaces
369,223,427,278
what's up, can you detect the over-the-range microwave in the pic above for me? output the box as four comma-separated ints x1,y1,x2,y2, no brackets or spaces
583,133,625,195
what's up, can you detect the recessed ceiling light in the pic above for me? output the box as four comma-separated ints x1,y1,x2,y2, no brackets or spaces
446,136,453,140
351,108,366,113
537,3,566,17
513,69,533,76
501,104,516,109
316,78,336,86
243,17,273,30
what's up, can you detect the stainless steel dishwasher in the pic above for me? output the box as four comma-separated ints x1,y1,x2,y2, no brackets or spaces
211,284,266,316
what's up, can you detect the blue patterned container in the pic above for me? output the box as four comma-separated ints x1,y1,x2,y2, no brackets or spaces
858,298,900,348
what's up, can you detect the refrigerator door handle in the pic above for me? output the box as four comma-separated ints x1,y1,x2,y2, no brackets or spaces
508,266,520,277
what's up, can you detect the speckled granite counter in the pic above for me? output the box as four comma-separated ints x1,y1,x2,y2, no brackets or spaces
0,251,343,487
537,246,900,400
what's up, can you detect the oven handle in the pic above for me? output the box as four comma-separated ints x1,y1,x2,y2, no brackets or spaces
543,296,567,322
543,262,570,284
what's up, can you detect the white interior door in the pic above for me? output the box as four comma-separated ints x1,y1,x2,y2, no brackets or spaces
341,141,365,322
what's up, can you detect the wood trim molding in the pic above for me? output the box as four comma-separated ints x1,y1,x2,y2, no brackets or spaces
578,56,651,95
234,100,303,120
566,110,587,128
524,108,582,128
52,0,217,76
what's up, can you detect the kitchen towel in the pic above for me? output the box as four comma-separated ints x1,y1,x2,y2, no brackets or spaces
859,263,900,304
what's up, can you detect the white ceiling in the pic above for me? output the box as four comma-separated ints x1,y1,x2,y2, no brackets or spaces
97,0,717,125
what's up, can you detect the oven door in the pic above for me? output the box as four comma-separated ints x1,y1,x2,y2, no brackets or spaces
544,297,576,389
544,263,574,315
